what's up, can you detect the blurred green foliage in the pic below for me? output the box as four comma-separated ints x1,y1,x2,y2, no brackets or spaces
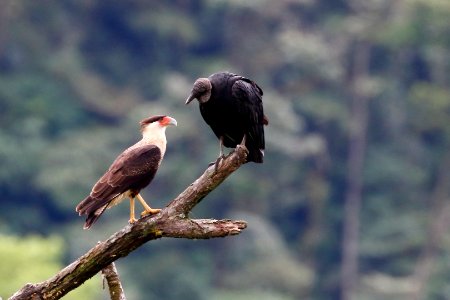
1,0,450,299
0,235,99,299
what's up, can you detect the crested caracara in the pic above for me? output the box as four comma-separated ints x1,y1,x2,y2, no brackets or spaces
76,115,177,229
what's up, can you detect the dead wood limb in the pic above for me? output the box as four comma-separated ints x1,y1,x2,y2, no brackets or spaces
102,263,126,300
9,145,248,300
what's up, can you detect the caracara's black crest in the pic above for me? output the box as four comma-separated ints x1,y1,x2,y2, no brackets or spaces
140,115,165,128
186,71,267,163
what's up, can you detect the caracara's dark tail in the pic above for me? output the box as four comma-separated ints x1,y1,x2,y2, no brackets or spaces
76,196,108,229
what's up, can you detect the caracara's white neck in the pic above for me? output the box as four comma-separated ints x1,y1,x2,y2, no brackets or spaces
140,123,167,157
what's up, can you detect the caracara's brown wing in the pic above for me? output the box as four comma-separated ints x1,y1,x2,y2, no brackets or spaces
76,144,162,228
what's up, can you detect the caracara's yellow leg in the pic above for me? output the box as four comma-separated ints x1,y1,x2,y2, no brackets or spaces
129,198,138,224
137,193,161,217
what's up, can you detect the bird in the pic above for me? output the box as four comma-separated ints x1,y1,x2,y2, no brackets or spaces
185,71,268,164
75,115,177,229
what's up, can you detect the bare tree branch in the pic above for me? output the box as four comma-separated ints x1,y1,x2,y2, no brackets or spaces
102,263,126,300
9,145,248,300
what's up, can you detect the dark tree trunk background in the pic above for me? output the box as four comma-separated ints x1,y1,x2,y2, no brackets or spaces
411,153,450,300
341,41,371,300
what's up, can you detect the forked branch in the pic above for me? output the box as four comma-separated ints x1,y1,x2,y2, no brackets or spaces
101,263,126,300
9,145,248,300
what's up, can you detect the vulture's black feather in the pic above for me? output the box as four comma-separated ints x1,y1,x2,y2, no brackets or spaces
186,72,267,163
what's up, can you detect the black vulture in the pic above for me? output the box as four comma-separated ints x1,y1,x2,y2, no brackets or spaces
186,72,268,164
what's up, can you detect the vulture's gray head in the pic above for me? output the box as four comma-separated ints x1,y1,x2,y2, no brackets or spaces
185,78,212,104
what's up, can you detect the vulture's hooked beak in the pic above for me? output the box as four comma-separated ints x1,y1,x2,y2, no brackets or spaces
185,93,196,105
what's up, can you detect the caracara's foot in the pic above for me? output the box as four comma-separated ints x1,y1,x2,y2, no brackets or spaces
128,217,138,224
140,208,162,217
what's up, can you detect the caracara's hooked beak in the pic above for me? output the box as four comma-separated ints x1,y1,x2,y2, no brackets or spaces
162,116,177,126
185,93,196,105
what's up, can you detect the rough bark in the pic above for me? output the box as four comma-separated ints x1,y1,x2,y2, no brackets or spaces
9,145,248,300
102,263,126,300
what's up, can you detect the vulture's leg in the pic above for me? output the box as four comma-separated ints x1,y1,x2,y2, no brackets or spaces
138,193,161,217
219,136,225,158
208,136,225,170
213,136,226,171
129,197,138,224
240,134,247,146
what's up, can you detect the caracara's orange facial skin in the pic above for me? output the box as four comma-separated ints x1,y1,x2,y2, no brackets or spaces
159,116,178,127
160,116,170,126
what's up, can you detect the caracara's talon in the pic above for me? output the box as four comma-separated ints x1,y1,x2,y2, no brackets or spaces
140,208,162,217
128,217,138,224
